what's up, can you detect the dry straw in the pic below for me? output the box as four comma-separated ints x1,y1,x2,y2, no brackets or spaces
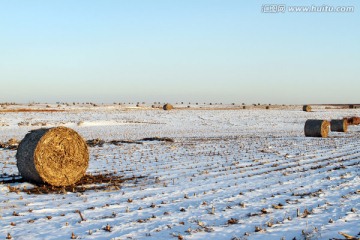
303,105,312,112
16,127,89,186
163,103,173,111
330,119,348,132
304,119,330,137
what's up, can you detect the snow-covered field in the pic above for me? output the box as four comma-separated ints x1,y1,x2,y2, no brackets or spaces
1,104,359,240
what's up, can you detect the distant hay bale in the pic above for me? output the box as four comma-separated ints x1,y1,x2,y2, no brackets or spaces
330,119,348,132
16,127,89,186
243,106,246,109
345,116,360,125
265,106,270,110
163,103,173,111
152,105,161,109
304,119,330,137
351,117,360,125
303,105,312,112
349,104,354,109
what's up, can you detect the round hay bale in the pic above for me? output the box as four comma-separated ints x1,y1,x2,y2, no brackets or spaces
330,119,348,132
304,119,330,138
350,117,360,125
16,127,89,186
265,106,270,110
349,104,354,109
345,116,360,125
163,103,173,111
303,105,312,112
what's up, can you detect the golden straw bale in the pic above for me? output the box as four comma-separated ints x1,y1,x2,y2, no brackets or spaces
16,127,89,186
330,119,348,132
163,103,173,111
303,105,312,112
304,119,330,137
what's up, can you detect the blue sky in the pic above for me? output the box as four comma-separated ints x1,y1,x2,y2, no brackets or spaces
0,0,359,104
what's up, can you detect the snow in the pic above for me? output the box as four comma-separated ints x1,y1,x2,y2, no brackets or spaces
0,104,359,240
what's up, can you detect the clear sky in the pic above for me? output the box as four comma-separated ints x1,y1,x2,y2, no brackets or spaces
0,0,359,104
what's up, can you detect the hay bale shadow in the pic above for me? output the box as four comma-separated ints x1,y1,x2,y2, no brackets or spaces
4,173,146,195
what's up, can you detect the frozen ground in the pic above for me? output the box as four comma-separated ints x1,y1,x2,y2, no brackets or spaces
0,104,359,240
